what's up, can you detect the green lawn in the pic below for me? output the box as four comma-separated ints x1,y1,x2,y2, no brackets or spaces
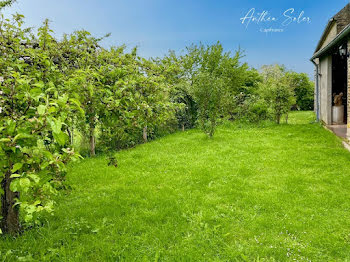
2,111,350,261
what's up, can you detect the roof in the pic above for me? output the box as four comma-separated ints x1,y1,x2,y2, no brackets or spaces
314,18,336,53
311,23,350,61
311,3,350,60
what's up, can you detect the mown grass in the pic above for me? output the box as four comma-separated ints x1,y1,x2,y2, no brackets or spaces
2,111,350,261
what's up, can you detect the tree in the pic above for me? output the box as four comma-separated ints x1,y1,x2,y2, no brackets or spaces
188,43,224,137
226,68,264,121
94,47,140,151
270,81,295,124
61,30,108,156
134,57,177,143
193,72,224,137
0,15,81,234
94,48,178,151
284,72,314,111
171,86,197,131
0,0,16,9
259,64,295,124
158,51,197,131
186,42,246,137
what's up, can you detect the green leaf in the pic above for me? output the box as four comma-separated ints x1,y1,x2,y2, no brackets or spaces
37,105,46,115
13,133,32,142
28,174,40,183
53,131,68,146
24,214,33,223
33,81,45,89
42,150,53,159
7,120,16,135
11,163,23,173
19,178,31,193
10,179,19,192
40,161,49,170
48,118,62,134
29,88,43,99
0,138,11,143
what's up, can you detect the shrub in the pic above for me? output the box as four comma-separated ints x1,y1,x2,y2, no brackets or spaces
247,99,270,122
230,94,269,123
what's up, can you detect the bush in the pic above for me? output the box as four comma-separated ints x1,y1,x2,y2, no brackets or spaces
171,86,198,131
230,94,269,123
247,99,270,122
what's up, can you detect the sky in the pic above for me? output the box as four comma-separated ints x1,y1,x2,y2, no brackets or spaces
3,0,350,78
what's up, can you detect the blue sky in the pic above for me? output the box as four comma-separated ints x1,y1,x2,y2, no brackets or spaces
3,0,350,77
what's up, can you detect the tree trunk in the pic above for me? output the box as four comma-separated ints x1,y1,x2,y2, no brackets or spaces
285,113,289,124
89,127,96,157
209,119,216,138
276,114,281,124
67,127,74,146
1,169,20,235
71,127,74,145
182,124,185,132
143,126,148,143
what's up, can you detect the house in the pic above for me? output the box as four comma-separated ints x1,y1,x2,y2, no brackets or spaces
311,3,350,138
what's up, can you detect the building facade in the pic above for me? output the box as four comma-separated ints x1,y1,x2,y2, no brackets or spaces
311,4,350,137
